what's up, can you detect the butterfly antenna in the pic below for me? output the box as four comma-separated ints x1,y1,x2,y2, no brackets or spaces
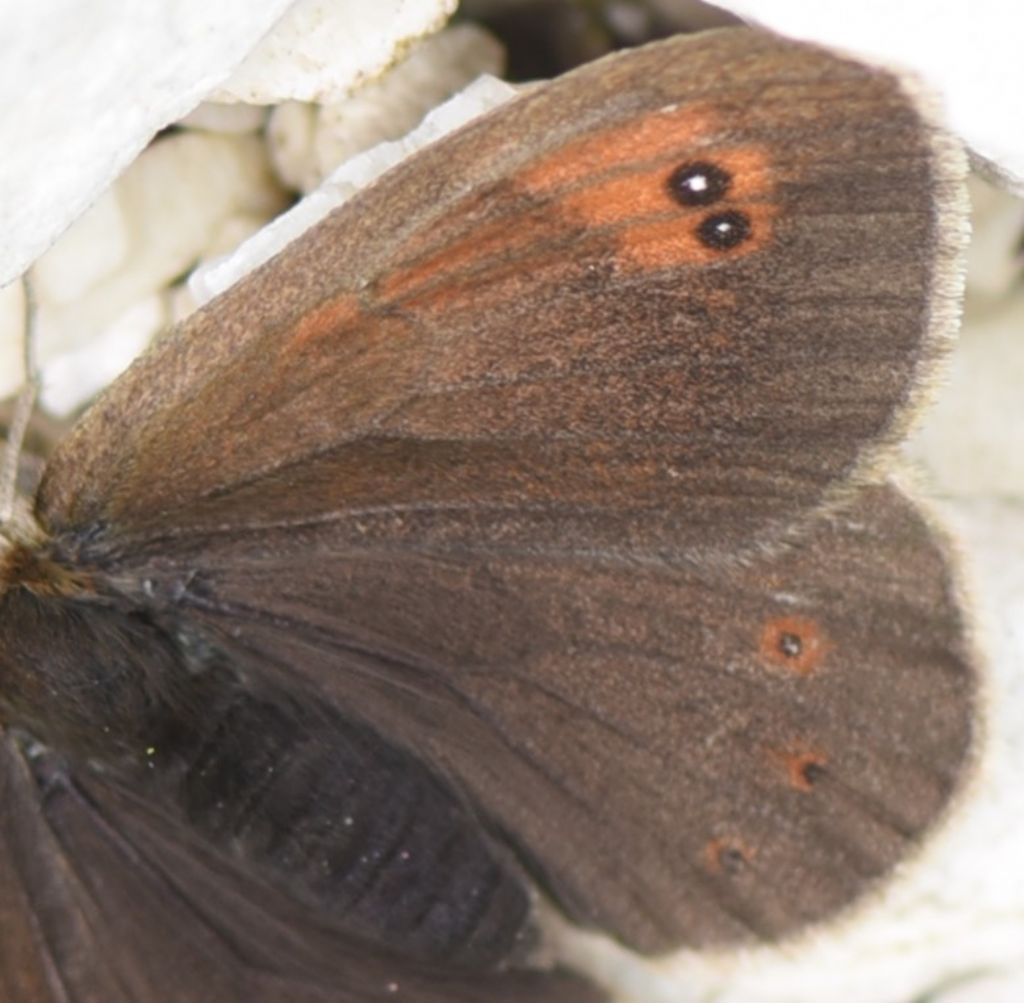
0,275,41,536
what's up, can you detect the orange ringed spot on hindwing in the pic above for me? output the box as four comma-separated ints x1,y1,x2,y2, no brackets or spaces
770,746,828,793
758,615,830,676
704,837,755,876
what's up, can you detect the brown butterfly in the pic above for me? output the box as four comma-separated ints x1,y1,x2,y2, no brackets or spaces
0,26,975,1003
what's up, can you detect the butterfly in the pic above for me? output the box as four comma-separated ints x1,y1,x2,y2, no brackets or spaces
0,25,975,1003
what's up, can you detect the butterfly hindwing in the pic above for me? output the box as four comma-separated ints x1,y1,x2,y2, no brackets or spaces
114,483,977,952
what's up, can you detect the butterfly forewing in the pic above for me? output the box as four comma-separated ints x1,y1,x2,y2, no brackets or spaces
38,28,964,565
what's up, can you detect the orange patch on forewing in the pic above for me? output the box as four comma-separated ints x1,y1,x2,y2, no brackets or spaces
769,745,829,793
380,212,555,306
707,146,773,201
391,251,545,318
704,837,755,876
527,138,776,270
617,201,775,269
758,615,830,676
561,162,689,226
285,294,362,353
559,144,773,228
381,115,778,318
375,116,779,323
519,104,716,193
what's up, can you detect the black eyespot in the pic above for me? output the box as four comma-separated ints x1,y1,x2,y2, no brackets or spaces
667,161,731,206
697,210,751,250
801,761,827,786
705,837,753,876
778,632,803,659
718,845,748,875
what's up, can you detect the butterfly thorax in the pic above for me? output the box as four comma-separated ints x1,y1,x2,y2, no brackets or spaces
0,531,95,599
0,566,179,759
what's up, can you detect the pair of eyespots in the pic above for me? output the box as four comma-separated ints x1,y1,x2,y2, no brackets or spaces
666,161,751,251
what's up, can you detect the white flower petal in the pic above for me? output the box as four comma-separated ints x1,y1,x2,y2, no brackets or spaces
210,0,458,104
267,23,505,194
0,0,296,289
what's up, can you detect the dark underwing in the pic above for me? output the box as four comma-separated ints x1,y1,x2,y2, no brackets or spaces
0,25,974,1003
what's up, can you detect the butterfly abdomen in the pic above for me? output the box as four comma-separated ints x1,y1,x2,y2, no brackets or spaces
171,681,535,966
